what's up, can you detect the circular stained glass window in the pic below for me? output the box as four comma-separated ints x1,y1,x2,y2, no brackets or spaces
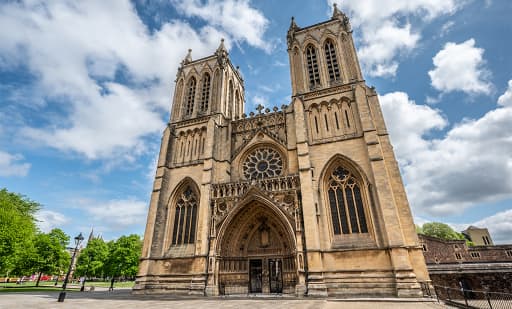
243,148,283,180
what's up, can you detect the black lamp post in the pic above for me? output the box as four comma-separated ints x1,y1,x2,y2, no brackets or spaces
57,232,84,302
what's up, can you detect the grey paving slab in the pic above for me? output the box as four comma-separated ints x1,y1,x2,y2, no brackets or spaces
0,290,448,309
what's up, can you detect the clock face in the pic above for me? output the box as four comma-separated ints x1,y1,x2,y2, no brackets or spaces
243,148,283,180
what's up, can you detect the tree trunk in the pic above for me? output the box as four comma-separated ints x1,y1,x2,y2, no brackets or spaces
36,272,42,287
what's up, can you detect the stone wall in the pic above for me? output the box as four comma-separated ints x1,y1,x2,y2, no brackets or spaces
419,234,512,293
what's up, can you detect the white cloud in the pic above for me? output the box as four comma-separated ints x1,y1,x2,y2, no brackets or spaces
36,210,69,232
329,0,465,77
429,39,492,95
252,95,268,108
0,0,268,160
440,21,455,37
357,22,419,77
172,0,270,52
473,209,512,244
82,198,148,230
498,80,512,106
379,92,446,164
0,151,30,177
381,83,512,216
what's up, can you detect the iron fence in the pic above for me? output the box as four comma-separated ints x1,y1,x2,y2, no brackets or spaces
434,285,512,309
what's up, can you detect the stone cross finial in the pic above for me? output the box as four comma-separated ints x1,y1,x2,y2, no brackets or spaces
256,104,265,114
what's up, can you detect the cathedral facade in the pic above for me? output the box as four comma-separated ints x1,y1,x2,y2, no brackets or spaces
134,6,430,297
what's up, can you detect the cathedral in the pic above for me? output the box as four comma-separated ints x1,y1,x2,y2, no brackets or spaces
134,5,430,297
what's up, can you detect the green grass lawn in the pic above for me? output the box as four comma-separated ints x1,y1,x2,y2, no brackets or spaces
83,280,135,288
0,280,134,292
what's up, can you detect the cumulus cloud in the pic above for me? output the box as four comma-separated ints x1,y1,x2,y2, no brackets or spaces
381,83,512,216
0,0,269,160
0,151,30,177
473,209,512,244
172,0,270,52
329,0,465,77
379,92,446,163
498,80,512,106
36,210,69,232
429,39,492,95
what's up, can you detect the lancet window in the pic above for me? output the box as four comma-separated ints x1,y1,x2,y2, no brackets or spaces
184,77,196,117
200,73,211,112
324,40,340,82
171,186,198,245
306,44,321,89
327,166,368,235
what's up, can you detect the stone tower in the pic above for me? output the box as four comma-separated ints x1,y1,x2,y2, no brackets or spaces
134,5,430,297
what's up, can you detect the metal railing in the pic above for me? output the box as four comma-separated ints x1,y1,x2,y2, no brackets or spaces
434,285,512,309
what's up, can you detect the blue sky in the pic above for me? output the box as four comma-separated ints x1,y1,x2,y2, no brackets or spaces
1,0,511,244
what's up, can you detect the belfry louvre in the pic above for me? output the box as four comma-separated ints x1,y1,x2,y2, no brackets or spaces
134,6,430,297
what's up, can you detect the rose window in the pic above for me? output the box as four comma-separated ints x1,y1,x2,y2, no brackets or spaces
243,148,283,179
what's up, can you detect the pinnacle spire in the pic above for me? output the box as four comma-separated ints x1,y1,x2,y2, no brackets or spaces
332,2,343,19
289,16,299,31
215,38,229,68
182,48,192,65
216,38,227,53
87,227,94,243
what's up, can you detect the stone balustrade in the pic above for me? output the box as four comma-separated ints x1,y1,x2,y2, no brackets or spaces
211,175,300,199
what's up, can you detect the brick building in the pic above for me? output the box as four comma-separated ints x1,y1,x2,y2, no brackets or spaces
419,234,512,293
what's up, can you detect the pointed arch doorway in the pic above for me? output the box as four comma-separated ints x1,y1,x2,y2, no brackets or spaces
216,200,297,295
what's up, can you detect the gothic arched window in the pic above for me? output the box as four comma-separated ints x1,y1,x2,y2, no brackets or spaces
171,186,198,245
327,166,368,235
200,73,210,112
235,90,240,117
306,44,320,89
324,40,340,82
184,77,196,117
228,80,234,116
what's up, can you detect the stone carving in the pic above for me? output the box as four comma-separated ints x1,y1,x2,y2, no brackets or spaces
243,148,283,180
231,111,287,159
211,175,300,226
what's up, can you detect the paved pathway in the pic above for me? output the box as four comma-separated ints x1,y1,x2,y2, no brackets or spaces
0,289,448,309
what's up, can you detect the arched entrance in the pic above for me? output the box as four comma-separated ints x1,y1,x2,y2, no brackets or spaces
216,200,297,294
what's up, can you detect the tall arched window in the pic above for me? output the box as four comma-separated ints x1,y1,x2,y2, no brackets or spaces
184,77,196,117
174,79,184,120
306,44,321,89
200,73,210,112
324,40,340,82
327,166,368,235
227,80,234,117
235,90,240,117
171,186,198,245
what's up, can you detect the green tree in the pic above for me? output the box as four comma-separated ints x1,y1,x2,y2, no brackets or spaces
104,235,142,278
420,222,466,241
28,229,70,286
0,188,40,276
76,238,109,278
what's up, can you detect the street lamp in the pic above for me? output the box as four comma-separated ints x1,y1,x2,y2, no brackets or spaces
57,232,84,302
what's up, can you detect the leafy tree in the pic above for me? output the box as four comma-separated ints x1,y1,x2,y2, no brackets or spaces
0,188,40,275
27,229,70,286
76,238,109,278
104,234,142,278
419,222,466,241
